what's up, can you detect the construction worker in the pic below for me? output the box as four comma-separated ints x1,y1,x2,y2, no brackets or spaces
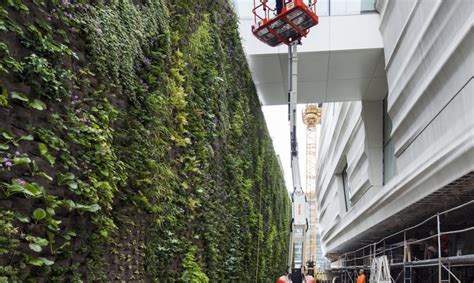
276,0,283,14
356,269,366,283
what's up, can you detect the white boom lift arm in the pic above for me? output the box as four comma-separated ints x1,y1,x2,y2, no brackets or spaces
287,43,309,281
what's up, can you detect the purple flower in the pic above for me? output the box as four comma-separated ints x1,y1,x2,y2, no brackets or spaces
73,95,79,100
79,118,87,123
62,0,70,6
16,179,26,186
4,161,12,168
75,109,81,114
47,16,52,21
143,57,151,66
15,151,21,156
140,79,149,90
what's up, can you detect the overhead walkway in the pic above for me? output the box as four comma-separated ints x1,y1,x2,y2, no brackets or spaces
234,1,388,105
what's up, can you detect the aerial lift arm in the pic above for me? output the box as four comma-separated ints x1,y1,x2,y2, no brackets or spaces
287,42,309,283
250,1,319,282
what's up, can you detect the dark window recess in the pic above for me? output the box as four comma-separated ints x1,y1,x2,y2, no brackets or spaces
342,165,351,211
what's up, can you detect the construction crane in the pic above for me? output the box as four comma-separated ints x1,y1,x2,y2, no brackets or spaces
303,105,322,275
251,1,319,282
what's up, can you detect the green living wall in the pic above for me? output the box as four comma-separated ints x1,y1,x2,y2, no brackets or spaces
0,0,291,281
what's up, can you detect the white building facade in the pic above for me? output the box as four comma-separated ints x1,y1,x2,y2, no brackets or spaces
234,0,473,278
316,0,474,262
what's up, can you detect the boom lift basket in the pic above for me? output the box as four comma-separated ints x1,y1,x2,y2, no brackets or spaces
252,0,319,46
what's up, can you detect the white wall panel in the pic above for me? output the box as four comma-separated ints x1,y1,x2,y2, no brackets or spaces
317,0,474,256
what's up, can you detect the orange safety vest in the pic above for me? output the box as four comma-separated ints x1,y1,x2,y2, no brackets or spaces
356,274,367,283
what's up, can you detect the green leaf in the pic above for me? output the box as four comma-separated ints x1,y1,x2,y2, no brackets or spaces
6,182,41,198
68,182,77,190
1,131,14,140
0,143,8,150
38,143,55,165
19,134,34,141
32,208,46,221
24,183,44,197
28,99,47,111
15,214,30,223
99,230,108,238
0,85,8,107
46,207,55,216
29,243,42,252
57,172,74,185
29,257,54,266
40,257,54,266
38,142,48,155
13,156,31,165
75,203,101,213
37,172,53,182
34,237,49,247
11,91,29,102
62,199,75,210
29,258,44,266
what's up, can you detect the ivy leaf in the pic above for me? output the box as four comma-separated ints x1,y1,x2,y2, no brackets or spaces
29,243,42,252
11,91,29,102
28,99,47,111
32,208,46,221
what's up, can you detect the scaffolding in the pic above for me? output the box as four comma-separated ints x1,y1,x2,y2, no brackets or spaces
332,200,474,283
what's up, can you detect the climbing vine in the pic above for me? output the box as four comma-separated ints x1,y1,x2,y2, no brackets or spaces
0,0,291,281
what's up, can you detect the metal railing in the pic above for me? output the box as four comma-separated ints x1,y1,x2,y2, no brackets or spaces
252,0,318,27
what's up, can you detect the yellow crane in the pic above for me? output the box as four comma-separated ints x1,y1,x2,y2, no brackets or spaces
303,105,321,274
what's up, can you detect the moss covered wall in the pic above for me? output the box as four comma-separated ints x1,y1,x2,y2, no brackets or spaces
0,0,291,281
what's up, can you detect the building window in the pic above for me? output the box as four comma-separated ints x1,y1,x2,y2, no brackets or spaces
341,165,351,211
383,97,396,184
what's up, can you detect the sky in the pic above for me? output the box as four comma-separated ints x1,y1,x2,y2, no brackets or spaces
262,105,308,192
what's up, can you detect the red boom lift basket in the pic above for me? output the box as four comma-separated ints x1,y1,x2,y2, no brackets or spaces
252,0,319,47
